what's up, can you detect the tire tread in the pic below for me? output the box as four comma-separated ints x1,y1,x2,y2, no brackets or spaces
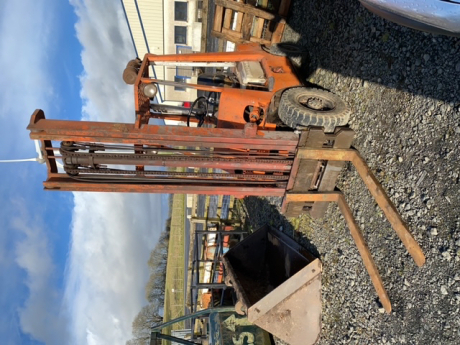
278,87,351,132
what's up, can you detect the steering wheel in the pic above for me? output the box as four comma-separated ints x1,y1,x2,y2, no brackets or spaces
187,96,208,127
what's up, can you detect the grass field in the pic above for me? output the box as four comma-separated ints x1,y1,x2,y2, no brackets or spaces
163,193,186,334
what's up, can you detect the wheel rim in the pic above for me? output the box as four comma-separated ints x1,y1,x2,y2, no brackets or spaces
297,95,335,112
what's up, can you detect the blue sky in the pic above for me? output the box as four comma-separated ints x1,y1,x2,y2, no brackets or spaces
0,1,168,344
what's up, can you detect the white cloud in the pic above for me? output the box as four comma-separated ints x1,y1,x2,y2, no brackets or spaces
65,1,167,344
0,2,71,344
70,0,136,122
66,193,165,345
0,0,55,158
11,200,70,345
1,1,167,344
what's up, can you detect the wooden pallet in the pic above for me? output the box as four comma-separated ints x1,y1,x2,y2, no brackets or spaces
211,0,291,47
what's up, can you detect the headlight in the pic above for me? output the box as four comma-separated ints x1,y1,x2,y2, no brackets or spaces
142,83,158,99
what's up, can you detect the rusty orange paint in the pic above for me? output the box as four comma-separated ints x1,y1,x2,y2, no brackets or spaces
27,118,299,151
285,191,392,313
136,43,301,130
43,175,286,196
297,148,426,268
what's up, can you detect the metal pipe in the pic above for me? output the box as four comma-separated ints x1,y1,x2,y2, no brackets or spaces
195,230,247,235
28,118,299,151
151,61,236,68
43,177,286,195
150,332,199,345
145,50,266,63
151,306,235,332
193,283,228,289
62,154,292,171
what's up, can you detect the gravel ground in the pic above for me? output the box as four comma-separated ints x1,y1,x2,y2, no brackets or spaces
240,1,460,344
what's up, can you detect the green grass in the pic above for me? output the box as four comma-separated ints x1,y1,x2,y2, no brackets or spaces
163,193,186,335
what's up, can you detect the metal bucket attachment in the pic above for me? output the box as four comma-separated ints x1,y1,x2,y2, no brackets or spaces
222,225,322,345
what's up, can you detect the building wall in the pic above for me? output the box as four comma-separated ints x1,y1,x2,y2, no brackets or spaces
137,0,164,56
164,0,201,54
164,0,201,101
122,0,202,103
122,0,166,99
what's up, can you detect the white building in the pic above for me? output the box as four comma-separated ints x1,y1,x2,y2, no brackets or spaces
121,0,204,103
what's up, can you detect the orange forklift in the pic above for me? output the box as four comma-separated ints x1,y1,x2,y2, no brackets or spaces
122,42,350,132
28,42,425,344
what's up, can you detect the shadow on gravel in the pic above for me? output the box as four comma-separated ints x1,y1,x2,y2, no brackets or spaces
242,196,320,258
285,0,460,104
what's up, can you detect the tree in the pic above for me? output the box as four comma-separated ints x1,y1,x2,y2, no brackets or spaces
126,338,149,345
145,270,166,302
127,302,163,345
127,224,171,345
145,229,169,302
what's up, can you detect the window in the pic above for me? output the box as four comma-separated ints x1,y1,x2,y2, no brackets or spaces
174,2,188,21
174,76,186,91
176,46,193,78
174,26,187,44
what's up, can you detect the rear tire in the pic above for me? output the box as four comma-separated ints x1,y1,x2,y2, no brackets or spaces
278,87,351,132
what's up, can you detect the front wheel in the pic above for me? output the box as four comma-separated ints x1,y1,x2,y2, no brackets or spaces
278,87,351,133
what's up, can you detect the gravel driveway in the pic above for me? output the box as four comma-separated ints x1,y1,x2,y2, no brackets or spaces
241,0,460,344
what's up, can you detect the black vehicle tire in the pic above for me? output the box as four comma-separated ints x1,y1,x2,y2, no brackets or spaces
278,87,351,132
265,42,309,57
